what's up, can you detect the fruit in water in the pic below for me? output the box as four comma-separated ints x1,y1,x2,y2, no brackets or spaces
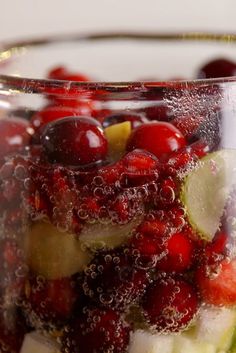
181,149,236,240
42,116,108,166
24,221,91,279
126,122,186,160
105,121,132,159
0,118,32,160
121,149,159,186
156,231,194,272
83,250,149,310
196,258,236,306
31,105,93,131
173,335,216,353
20,331,61,353
27,277,78,322
67,308,131,353
194,306,236,351
80,217,141,250
129,329,174,353
197,58,236,79
142,278,198,332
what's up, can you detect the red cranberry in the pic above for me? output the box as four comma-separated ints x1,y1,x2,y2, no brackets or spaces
140,105,172,121
48,65,90,82
42,116,108,166
130,218,193,272
31,104,94,132
156,231,194,272
130,218,168,260
165,140,209,175
103,112,148,129
197,58,236,79
27,277,78,323
121,149,159,186
0,118,32,160
196,258,236,306
172,115,205,139
126,122,186,160
142,278,198,332
196,231,228,267
83,250,150,310
66,308,131,353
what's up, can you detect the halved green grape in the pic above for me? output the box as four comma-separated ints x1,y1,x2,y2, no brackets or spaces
181,149,236,240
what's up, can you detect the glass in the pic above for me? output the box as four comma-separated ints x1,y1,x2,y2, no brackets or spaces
0,32,236,353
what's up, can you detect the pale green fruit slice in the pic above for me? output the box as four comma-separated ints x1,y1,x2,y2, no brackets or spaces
173,335,216,353
129,330,174,353
80,217,141,251
105,121,132,159
181,149,236,240
24,222,92,279
194,306,236,352
20,332,61,353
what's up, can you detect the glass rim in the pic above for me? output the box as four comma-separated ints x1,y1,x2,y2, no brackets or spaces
1,31,236,97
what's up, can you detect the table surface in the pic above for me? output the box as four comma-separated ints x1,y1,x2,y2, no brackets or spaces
0,0,236,42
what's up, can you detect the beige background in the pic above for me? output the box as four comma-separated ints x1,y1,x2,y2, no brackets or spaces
0,0,236,42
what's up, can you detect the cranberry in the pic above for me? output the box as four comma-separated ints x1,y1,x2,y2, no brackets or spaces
130,218,168,261
197,58,236,79
172,115,205,139
121,149,159,186
142,278,198,332
126,122,186,160
0,118,32,160
165,140,209,175
196,258,236,306
48,65,90,82
156,231,194,272
140,105,172,121
27,277,78,323
65,308,131,353
195,231,228,268
42,116,108,166
103,112,147,129
31,104,94,132
83,250,150,310
130,218,193,272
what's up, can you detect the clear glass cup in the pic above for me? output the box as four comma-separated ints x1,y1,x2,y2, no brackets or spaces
1,32,236,353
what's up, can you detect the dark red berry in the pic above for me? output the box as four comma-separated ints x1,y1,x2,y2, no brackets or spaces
83,250,150,310
66,308,131,353
126,122,186,160
142,278,198,332
42,116,108,166
27,277,78,323
0,118,32,160
197,58,236,79
103,112,147,129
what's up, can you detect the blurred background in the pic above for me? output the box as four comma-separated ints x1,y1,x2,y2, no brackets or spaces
0,0,236,42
